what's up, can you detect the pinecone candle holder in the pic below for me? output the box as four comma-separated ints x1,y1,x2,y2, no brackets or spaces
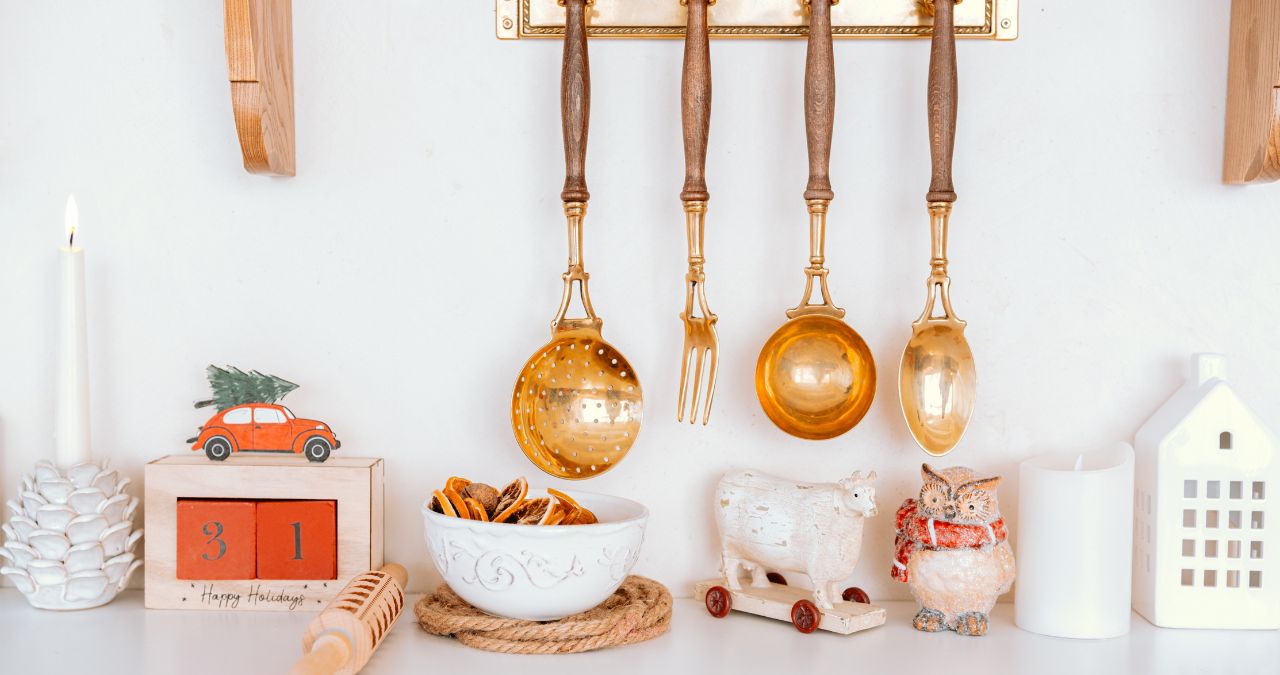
1,459,142,609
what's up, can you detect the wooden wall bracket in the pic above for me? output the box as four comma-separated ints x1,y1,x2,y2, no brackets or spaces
496,0,1018,40
1224,0,1280,185
224,0,296,176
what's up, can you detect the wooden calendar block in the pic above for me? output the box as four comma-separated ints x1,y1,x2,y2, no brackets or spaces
256,500,337,580
176,500,257,579
145,455,383,611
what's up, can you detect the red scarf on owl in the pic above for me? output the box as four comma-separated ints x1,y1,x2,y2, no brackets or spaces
891,498,1007,583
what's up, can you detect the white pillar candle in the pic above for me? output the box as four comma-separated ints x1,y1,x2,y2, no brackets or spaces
55,195,91,468
1015,443,1135,639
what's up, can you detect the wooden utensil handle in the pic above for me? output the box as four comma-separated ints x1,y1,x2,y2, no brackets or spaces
561,0,591,203
289,635,351,675
804,0,835,201
681,0,711,202
927,0,958,203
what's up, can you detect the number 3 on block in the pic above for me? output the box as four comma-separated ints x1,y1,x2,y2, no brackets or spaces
177,500,256,579
257,501,337,580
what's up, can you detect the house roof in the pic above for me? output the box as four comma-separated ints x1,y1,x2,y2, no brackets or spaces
1135,356,1277,459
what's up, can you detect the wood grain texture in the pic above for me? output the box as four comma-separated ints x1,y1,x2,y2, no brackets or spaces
1223,0,1280,184
681,0,712,203
560,0,591,202
927,0,958,202
225,0,295,176
144,455,384,611
803,0,835,202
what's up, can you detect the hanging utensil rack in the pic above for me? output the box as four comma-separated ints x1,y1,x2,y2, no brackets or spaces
496,0,1017,41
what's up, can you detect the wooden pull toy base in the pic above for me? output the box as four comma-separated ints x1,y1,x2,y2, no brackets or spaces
1224,0,1280,184
694,579,886,635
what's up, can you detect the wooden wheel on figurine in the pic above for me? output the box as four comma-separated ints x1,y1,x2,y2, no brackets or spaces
766,572,787,585
842,587,870,604
790,599,821,633
705,585,732,618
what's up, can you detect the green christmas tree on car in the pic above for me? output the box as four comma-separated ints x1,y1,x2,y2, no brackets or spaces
187,365,341,462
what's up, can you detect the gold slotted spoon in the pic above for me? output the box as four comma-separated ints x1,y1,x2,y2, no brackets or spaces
511,0,642,479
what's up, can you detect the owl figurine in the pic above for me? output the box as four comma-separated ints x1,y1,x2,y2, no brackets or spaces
891,464,1015,636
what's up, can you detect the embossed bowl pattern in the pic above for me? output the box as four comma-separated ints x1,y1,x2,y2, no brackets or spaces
421,490,648,621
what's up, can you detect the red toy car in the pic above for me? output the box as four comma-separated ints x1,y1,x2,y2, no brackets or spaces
187,403,340,462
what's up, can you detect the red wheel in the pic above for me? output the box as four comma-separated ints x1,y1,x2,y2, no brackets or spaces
842,587,870,604
790,599,821,634
766,572,787,586
704,585,732,618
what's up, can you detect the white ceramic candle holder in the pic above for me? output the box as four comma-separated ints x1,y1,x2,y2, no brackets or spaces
1,459,142,610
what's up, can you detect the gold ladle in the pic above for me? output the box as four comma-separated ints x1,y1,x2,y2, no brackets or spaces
755,0,876,440
511,0,642,479
898,0,975,456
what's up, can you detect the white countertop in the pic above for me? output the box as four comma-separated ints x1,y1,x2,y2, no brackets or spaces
1,590,1277,674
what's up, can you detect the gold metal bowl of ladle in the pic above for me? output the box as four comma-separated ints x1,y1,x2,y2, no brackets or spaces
755,0,876,440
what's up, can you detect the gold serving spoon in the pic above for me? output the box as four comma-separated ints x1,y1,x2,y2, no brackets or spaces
755,0,876,440
511,0,643,479
899,0,976,456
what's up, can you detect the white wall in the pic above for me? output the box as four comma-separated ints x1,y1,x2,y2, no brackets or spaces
2,1,1277,600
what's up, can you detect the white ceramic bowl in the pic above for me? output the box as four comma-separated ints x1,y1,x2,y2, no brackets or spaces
421,489,648,621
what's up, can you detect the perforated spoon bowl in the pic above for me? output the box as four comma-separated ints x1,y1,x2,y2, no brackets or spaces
511,0,642,479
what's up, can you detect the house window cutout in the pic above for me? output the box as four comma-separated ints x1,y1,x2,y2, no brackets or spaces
1146,523,1151,543
1184,509,1197,527
1184,480,1197,498
1182,539,1196,556
1252,541,1264,559
1204,570,1218,587
1252,511,1265,529
1254,482,1266,500
1249,571,1262,589
1220,431,1233,449
1205,540,1219,558
1145,554,1151,573
1231,481,1243,499
1207,510,1220,528
1145,493,1152,514
1229,540,1242,558
1181,569,1195,586
1227,570,1240,588
1230,511,1243,529
1208,481,1222,499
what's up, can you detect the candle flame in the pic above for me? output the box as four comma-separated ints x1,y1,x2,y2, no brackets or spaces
65,194,79,247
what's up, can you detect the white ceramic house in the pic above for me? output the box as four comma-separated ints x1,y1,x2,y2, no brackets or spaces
1133,354,1278,629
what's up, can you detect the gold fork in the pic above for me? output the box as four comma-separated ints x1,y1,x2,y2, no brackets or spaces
677,0,718,425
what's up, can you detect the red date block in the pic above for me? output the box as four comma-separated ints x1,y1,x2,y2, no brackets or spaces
256,500,337,580
176,500,256,580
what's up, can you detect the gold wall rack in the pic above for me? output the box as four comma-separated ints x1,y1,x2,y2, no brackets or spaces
496,0,1018,41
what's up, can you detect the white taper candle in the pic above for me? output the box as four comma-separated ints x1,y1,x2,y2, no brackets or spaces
55,194,91,468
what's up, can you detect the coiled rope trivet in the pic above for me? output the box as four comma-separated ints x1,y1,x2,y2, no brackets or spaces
415,575,671,654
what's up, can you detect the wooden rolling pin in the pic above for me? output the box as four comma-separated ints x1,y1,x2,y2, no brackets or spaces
289,564,408,675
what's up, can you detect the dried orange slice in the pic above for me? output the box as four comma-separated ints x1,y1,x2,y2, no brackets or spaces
431,490,458,518
574,508,598,525
548,489,597,525
496,477,528,510
509,497,550,525
546,488,581,511
445,476,472,493
442,487,469,519
464,497,490,522
542,505,566,526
